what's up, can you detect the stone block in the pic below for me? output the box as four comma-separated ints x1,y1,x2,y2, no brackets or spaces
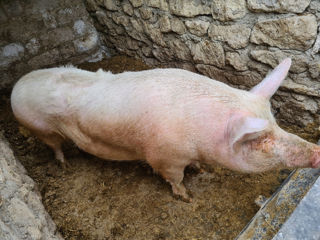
212,0,246,21
28,48,60,68
170,18,186,34
208,24,251,49
247,0,311,13
129,0,143,8
250,15,317,51
169,0,211,17
226,52,248,71
250,50,309,73
26,38,41,55
190,40,225,67
0,43,25,68
185,20,209,36
146,0,168,11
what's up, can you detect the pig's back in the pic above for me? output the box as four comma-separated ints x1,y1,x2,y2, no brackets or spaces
11,66,246,134
11,67,253,160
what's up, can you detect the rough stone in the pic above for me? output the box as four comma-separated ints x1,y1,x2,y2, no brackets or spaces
142,46,152,57
280,77,320,97
25,38,40,55
168,38,191,61
50,27,74,47
104,0,119,11
123,2,134,16
96,11,120,36
159,15,171,33
139,7,153,20
28,48,60,68
0,0,101,90
212,0,247,21
57,8,76,26
190,40,225,67
226,52,248,71
308,60,320,79
129,0,143,8
128,18,149,43
130,18,144,33
208,24,251,49
196,63,261,87
73,28,99,53
146,0,169,11
0,72,13,90
185,20,209,36
170,18,186,35
143,22,166,47
152,46,174,62
250,15,318,51
250,50,309,73
0,43,25,68
41,11,57,29
112,13,129,27
312,26,320,55
169,0,211,17
247,0,311,13
1,0,23,17
0,7,8,23
59,42,76,58
309,1,320,21
0,134,63,240
73,20,87,36
126,37,140,50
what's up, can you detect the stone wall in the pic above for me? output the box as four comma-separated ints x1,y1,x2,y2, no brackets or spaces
0,0,105,90
86,0,320,140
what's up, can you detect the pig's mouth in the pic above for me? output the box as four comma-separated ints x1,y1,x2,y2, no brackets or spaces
311,149,320,168
312,158,320,168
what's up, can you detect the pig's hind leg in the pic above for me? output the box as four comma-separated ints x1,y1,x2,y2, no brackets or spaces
36,133,69,169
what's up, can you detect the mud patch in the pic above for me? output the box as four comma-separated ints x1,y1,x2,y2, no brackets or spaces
0,56,290,240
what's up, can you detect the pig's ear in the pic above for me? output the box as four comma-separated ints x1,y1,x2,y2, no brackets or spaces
227,115,268,149
250,58,291,99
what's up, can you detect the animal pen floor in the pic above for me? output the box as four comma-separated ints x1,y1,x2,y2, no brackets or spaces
0,56,291,240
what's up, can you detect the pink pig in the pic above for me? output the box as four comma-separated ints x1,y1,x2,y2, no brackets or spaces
11,58,320,201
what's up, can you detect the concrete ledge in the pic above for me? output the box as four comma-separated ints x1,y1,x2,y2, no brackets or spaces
272,176,320,240
236,168,320,240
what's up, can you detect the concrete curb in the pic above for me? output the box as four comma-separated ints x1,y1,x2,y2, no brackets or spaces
236,168,320,240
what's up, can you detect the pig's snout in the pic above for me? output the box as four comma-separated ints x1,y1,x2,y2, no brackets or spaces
311,149,320,168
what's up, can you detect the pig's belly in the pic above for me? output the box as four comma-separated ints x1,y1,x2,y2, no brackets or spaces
74,136,142,161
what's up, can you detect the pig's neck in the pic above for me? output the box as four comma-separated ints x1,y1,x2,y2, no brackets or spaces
193,104,234,166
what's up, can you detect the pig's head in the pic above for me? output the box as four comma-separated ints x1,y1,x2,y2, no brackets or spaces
225,58,320,172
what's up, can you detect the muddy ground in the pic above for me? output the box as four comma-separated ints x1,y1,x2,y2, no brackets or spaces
0,56,291,240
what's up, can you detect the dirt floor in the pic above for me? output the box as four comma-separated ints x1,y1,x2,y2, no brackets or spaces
0,56,291,240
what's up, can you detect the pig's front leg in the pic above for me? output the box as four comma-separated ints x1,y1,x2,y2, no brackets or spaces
149,159,191,202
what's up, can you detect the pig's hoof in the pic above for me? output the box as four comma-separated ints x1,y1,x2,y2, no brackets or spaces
59,161,71,170
173,193,192,203
173,189,193,203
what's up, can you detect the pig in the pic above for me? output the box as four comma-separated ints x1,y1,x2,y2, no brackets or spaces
11,58,320,202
